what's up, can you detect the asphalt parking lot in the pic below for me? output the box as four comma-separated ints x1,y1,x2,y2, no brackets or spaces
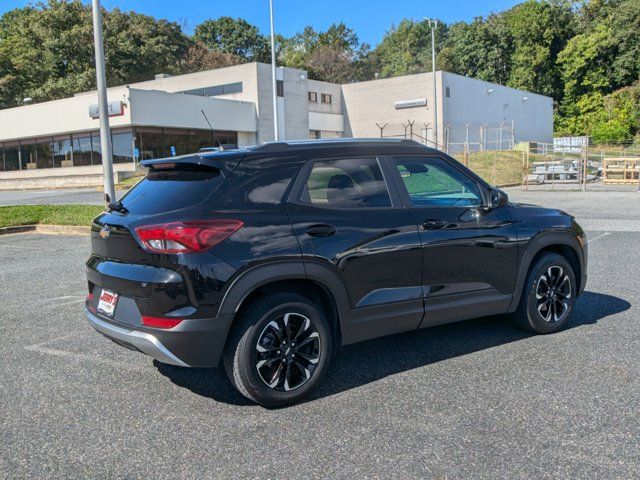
1,189,639,478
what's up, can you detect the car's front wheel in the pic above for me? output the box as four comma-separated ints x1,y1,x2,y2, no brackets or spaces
511,252,577,334
223,293,332,407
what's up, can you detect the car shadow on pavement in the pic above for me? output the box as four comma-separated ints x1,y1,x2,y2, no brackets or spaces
154,291,630,407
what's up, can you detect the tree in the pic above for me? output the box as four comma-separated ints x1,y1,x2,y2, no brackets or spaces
306,45,355,84
279,22,365,82
557,24,614,107
608,0,640,88
439,14,512,85
194,17,269,62
178,41,243,74
502,0,576,101
0,0,190,107
373,19,448,78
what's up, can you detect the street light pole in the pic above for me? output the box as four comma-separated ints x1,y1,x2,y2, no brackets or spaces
91,0,116,204
425,18,439,150
269,0,280,141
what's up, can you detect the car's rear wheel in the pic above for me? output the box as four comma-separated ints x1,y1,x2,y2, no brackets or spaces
511,252,576,334
223,293,332,407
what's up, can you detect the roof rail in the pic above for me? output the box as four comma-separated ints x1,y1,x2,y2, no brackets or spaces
253,138,425,152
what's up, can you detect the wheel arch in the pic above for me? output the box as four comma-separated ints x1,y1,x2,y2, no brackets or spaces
509,232,585,312
218,261,349,348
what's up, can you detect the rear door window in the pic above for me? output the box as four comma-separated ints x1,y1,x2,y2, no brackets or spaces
120,167,225,214
300,157,392,208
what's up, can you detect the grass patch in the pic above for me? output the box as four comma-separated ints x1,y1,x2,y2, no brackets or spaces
453,150,525,186
0,204,104,228
116,175,144,189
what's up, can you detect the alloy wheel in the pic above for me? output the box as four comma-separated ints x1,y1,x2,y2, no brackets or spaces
255,313,321,392
535,265,572,323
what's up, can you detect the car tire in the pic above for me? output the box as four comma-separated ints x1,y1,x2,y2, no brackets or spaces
223,293,333,407
511,252,577,334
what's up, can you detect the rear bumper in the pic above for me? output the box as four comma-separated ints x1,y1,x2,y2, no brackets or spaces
85,308,233,367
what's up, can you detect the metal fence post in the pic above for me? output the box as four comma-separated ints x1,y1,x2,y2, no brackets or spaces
463,142,469,167
445,124,450,153
582,145,588,192
493,150,497,186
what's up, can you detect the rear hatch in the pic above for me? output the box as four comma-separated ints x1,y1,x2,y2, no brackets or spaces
87,154,240,322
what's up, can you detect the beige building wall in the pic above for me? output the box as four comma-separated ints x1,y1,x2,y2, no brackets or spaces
0,86,132,142
340,73,440,142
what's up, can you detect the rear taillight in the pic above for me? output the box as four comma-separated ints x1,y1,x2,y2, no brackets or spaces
134,220,243,254
142,316,183,329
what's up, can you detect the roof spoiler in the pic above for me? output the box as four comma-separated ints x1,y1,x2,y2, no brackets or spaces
141,152,242,173
198,144,238,152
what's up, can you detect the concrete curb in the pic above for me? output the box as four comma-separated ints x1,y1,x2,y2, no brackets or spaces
0,224,90,236
0,225,36,235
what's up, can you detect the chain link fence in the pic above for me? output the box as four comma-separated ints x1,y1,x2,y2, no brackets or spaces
521,144,640,192
377,121,640,191
377,122,515,154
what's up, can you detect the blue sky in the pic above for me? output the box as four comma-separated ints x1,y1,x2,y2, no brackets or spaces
1,0,521,45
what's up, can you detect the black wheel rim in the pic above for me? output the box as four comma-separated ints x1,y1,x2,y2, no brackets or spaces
536,265,572,323
255,313,321,392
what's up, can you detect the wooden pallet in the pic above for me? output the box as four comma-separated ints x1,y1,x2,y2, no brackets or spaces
602,157,640,184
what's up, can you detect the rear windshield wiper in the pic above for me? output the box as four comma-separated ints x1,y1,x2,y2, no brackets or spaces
108,201,129,214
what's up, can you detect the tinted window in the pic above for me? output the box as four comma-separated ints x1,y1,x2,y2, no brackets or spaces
120,168,224,214
302,158,391,208
394,157,481,207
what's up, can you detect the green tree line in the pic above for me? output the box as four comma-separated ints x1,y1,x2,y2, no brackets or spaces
1,0,639,142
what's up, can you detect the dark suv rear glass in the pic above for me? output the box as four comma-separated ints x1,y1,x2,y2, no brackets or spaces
120,168,225,215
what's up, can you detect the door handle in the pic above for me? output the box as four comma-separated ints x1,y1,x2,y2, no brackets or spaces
422,219,447,230
306,224,337,237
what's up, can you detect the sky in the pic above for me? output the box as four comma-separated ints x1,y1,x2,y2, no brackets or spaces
0,0,521,46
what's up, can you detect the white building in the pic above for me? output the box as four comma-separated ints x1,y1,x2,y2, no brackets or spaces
0,62,553,187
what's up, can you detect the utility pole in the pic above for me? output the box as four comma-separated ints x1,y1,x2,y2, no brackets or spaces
425,18,439,150
269,0,280,141
91,0,115,204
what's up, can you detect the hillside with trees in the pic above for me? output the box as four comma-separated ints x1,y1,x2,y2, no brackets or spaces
1,0,638,143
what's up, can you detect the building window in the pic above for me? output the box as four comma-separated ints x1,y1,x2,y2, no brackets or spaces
20,142,37,170
309,130,321,139
35,138,54,169
135,127,164,161
276,80,284,97
188,129,214,152
112,130,134,164
321,93,332,104
181,82,243,97
72,134,93,166
91,132,102,165
308,92,318,103
163,128,189,157
52,136,72,168
4,142,20,171
445,86,450,98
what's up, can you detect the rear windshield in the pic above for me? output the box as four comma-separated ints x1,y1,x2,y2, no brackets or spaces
120,168,224,214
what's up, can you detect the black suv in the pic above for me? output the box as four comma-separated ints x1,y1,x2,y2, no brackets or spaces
85,139,587,406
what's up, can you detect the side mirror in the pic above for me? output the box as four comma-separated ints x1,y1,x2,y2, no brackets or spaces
486,187,509,209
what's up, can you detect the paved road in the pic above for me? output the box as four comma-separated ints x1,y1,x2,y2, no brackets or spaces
1,190,638,478
0,188,125,206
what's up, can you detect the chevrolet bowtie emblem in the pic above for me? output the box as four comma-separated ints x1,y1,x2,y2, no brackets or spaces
99,226,111,239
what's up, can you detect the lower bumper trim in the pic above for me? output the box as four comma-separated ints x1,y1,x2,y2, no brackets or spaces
85,308,189,367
